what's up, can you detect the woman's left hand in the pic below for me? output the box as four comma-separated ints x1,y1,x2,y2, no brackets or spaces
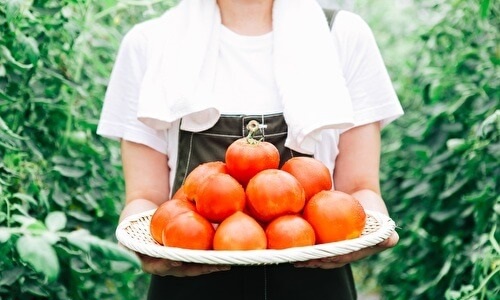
293,230,399,269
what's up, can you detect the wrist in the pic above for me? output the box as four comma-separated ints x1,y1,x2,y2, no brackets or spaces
350,189,389,216
120,198,159,223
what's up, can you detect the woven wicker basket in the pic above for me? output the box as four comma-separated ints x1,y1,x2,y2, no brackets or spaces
116,209,395,265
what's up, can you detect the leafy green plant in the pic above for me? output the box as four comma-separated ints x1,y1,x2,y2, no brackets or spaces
358,0,499,299
0,0,175,299
2,0,498,299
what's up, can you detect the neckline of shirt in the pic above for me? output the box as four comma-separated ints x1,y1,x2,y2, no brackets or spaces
219,24,273,51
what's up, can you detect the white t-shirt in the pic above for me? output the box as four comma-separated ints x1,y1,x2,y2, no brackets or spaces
97,10,404,189
214,26,282,114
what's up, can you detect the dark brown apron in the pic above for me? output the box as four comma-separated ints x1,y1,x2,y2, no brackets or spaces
148,113,356,300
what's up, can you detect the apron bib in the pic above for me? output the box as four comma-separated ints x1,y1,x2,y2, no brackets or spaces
148,113,356,300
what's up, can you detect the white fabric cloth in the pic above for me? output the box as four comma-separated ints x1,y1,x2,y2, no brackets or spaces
134,0,354,155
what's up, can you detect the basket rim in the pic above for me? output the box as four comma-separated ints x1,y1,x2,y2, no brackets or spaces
116,209,396,265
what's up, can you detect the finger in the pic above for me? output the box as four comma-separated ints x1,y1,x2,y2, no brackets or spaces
377,231,399,248
294,232,400,269
143,260,183,276
330,247,381,264
328,232,400,264
294,260,320,268
294,259,345,269
169,264,231,277
317,262,346,269
137,253,183,276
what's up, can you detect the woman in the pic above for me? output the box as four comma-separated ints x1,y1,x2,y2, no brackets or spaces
97,0,403,299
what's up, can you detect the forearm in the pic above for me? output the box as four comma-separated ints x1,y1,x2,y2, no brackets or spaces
333,123,390,216
120,140,170,223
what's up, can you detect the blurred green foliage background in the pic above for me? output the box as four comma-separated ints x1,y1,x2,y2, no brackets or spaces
0,0,498,299
354,1,499,299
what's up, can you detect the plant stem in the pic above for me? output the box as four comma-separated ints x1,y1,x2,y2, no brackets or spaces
245,120,263,143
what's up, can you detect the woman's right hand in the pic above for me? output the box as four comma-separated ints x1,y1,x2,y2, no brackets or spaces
137,253,231,277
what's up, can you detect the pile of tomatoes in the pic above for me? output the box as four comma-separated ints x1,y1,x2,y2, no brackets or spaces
150,128,366,251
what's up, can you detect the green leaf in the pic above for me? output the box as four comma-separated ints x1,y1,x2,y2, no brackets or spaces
0,228,11,243
110,261,136,273
4,0,28,21
67,211,94,222
0,117,27,140
52,165,86,178
12,193,37,205
41,231,60,245
0,45,33,70
480,0,491,19
26,220,47,234
404,182,431,199
20,282,50,297
0,267,24,286
415,259,452,295
439,177,469,200
52,183,71,207
429,208,459,222
45,211,67,232
446,138,466,151
9,204,30,218
429,81,444,101
478,110,499,137
11,214,38,228
16,235,60,282
0,212,6,223
66,230,141,269
19,35,40,64
66,230,90,252
0,90,16,102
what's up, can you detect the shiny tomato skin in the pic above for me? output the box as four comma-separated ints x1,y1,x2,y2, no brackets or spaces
195,173,246,223
213,211,267,251
162,211,215,250
246,169,306,223
183,161,227,201
225,138,280,186
281,156,333,202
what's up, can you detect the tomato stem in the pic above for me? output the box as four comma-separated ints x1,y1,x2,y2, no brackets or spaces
246,120,264,144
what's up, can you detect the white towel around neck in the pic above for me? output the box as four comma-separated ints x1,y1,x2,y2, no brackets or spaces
137,0,354,154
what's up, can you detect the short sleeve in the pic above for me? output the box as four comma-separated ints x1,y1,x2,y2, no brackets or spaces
96,26,168,154
332,11,404,132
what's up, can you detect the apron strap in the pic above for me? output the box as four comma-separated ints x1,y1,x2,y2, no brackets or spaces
323,8,340,29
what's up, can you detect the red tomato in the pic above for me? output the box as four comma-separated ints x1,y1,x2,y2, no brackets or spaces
162,211,215,250
246,169,306,223
303,190,366,244
171,185,190,202
213,211,267,250
150,199,196,244
183,161,227,201
195,173,246,223
281,156,332,202
266,215,316,249
225,137,280,186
